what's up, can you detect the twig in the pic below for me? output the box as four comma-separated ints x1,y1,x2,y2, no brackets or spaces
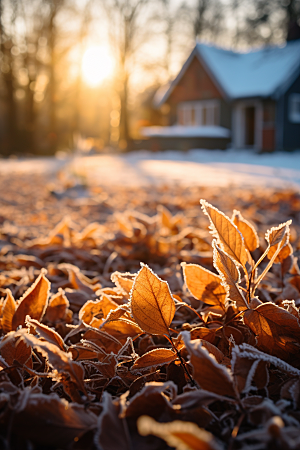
168,335,197,388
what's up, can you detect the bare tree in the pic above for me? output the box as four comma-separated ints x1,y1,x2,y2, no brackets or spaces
100,0,155,148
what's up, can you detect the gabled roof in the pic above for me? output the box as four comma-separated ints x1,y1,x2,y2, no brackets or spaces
158,39,300,105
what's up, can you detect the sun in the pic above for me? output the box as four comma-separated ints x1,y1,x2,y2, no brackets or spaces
81,46,114,87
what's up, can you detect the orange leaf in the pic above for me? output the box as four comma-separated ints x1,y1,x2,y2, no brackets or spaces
0,331,32,368
267,242,293,263
12,271,50,330
200,200,248,268
265,220,292,248
26,317,65,351
132,348,177,371
111,271,135,297
44,289,69,323
213,241,248,311
232,210,259,252
244,302,300,360
137,416,222,450
1,289,16,333
79,294,119,325
130,264,176,335
182,263,227,309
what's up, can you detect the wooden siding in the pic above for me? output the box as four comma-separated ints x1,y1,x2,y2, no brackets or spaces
166,56,224,126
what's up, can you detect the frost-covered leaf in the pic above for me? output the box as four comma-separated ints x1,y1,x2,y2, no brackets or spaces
244,303,300,360
130,264,176,335
201,200,248,268
232,210,259,252
26,317,65,351
12,270,50,330
1,289,16,333
213,242,248,311
132,348,177,371
265,220,292,248
137,415,222,450
182,332,237,398
182,263,227,309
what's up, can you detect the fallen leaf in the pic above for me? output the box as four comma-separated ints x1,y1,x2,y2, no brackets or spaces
182,332,237,398
137,415,222,450
1,289,16,333
12,270,50,330
132,348,177,371
244,302,300,360
26,317,65,351
130,264,176,335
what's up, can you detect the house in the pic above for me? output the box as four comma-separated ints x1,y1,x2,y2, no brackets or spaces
141,39,300,151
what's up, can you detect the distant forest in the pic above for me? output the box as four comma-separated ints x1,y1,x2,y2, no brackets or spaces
0,0,299,155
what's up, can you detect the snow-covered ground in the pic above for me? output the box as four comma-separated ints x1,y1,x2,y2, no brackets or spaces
1,149,300,188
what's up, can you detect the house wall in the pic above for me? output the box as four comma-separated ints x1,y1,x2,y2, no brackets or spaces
165,56,230,129
262,100,276,151
282,73,300,151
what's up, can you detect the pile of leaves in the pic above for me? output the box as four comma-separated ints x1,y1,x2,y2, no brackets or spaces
1,173,300,450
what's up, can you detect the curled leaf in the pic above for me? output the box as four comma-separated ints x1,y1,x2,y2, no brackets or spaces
232,210,259,252
213,241,248,311
130,264,176,335
12,271,50,330
137,415,222,450
1,289,16,333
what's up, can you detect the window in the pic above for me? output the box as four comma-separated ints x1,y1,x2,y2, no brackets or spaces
289,94,300,123
177,100,219,126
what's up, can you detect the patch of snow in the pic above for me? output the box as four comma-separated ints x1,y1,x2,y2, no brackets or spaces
1,148,300,189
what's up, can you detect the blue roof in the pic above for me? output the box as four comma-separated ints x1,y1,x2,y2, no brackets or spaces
158,40,300,104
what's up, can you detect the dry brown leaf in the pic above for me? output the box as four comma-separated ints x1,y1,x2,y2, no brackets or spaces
137,415,222,450
213,241,248,311
101,318,142,343
44,289,69,323
12,270,50,330
182,263,227,309
130,264,176,335
244,302,300,360
132,348,177,371
265,220,292,248
111,271,135,297
1,289,16,333
232,210,259,252
183,332,237,398
26,317,65,351
12,391,97,447
201,200,248,268
79,294,119,325
18,330,85,390
267,242,293,263
0,331,32,368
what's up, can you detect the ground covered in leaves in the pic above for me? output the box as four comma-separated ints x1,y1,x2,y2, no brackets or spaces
1,172,300,450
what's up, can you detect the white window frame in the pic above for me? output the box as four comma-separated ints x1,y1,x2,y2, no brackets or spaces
289,94,300,123
177,100,220,126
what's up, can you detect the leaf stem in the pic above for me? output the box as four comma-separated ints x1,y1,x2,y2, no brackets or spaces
168,335,197,388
